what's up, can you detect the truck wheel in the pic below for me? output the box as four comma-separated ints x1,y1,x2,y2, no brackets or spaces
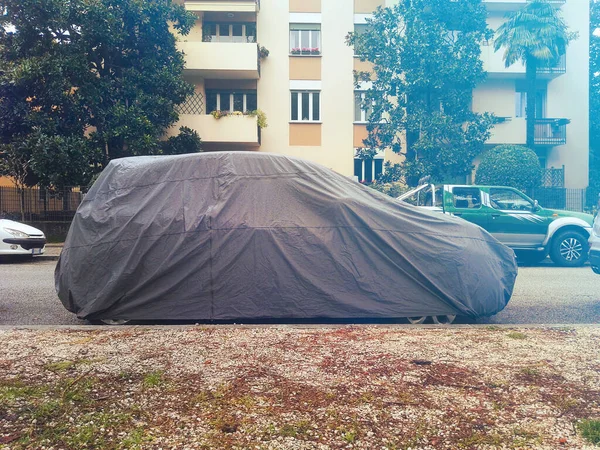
549,230,589,267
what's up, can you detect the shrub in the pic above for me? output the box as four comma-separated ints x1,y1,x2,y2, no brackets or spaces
475,145,542,190
160,127,202,155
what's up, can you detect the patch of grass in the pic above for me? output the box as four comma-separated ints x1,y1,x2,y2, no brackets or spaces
458,432,503,447
0,380,47,404
142,371,164,388
577,419,600,445
343,429,358,444
118,427,153,449
280,420,311,438
485,325,501,331
507,331,527,340
31,400,61,420
554,396,578,413
45,360,76,372
519,367,540,378
61,376,96,404
512,427,542,446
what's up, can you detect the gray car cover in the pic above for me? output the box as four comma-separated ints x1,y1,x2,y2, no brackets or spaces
55,152,517,321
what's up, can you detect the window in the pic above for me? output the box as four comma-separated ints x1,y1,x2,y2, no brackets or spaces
515,83,546,118
353,24,370,56
354,157,383,183
206,91,257,114
354,91,374,123
489,188,534,211
291,91,320,121
354,158,383,183
452,187,481,209
204,22,256,43
290,24,321,55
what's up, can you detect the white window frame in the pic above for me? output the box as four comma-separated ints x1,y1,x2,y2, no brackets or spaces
289,25,321,54
354,154,384,183
290,90,321,122
207,91,257,114
354,91,374,123
206,22,256,43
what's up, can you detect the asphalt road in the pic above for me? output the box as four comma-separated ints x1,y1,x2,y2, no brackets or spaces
1,257,599,325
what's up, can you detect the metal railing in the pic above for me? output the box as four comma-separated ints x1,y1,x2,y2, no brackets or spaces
0,186,83,222
541,166,564,188
534,118,569,146
537,54,566,74
524,187,597,213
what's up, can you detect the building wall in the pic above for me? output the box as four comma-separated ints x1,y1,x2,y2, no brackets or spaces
171,0,589,188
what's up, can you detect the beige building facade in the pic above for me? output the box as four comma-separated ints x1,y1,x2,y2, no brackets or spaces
171,0,589,188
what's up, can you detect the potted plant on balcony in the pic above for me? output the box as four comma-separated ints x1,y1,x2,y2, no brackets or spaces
290,47,301,55
301,47,311,55
310,47,320,55
258,45,269,59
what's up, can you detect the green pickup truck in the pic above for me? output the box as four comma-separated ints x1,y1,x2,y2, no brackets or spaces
398,183,594,267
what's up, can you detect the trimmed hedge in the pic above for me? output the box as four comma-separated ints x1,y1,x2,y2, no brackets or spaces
475,145,542,190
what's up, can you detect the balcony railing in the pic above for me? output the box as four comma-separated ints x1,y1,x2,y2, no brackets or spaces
537,54,566,75
534,118,569,146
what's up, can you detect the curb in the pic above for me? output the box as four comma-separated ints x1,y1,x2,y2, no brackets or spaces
34,255,60,262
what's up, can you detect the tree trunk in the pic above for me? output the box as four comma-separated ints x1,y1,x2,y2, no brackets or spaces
525,54,537,150
405,94,419,187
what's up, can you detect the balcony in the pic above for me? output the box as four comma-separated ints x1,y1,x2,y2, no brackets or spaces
184,0,259,13
534,118,569,146
170,114,260,148
480,44,566,79
178,41,259,79
486,117,569,147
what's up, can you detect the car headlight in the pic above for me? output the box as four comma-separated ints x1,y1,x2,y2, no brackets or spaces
3,228,29,239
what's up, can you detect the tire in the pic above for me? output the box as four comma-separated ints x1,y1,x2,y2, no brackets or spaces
549,230,589,267
99,319,130,325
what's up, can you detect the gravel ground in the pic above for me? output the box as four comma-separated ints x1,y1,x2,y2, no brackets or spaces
1,326,599,449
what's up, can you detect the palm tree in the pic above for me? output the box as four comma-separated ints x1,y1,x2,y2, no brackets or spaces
494,0,574,150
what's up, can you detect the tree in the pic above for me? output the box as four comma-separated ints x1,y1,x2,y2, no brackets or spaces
346,0,494,186
590,0,600,197
494,0,574,150
475,144,542,191
0,0,199,189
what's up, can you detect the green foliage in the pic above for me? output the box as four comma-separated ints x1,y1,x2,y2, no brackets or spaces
0,0,197,188
495,0,575,149
577,418,600,445
160,127,202,155
475,145,542,190
346,0,494,185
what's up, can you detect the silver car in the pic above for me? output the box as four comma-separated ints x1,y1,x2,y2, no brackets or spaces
0,219,46,256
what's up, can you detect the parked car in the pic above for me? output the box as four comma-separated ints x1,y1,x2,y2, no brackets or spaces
56,152,518,324
589,211,600,274
399,183,594,267
0,219,46,256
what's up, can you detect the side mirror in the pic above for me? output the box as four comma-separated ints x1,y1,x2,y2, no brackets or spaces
532,200,540,212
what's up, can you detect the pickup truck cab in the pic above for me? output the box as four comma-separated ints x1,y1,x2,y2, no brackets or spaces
398,184,594,267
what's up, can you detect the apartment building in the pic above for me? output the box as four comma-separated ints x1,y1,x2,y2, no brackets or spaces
171,0,589,189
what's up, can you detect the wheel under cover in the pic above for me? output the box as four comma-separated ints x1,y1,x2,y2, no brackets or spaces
550,230,589,267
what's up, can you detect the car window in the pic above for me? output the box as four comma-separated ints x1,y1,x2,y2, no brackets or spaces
489,188,534,211
452,187,481,209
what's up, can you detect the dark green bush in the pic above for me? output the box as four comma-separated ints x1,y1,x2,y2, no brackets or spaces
475,144,542,190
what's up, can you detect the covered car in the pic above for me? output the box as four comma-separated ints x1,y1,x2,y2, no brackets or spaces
55,152,517,322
